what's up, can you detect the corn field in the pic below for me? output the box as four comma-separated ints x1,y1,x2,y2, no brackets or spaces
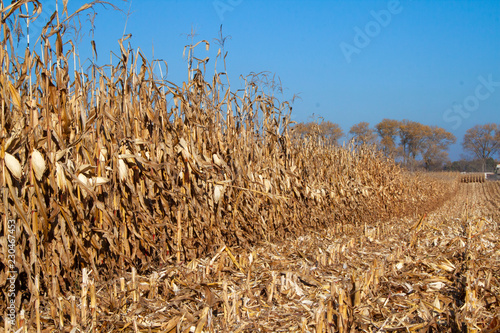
4,2,496,332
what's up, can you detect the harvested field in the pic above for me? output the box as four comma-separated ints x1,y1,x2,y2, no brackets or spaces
6,178,499,332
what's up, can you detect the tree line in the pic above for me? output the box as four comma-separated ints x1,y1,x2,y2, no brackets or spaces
292,120,500,171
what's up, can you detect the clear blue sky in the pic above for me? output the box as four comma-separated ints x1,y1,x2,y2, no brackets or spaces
56,0,500,160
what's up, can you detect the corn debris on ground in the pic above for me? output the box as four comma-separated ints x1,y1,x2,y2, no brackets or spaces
5,181,495,332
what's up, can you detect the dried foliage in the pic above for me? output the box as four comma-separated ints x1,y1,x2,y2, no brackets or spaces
0,2,486,332
5,181,498,332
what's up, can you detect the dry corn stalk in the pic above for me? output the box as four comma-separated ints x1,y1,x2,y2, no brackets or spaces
0,2,464,332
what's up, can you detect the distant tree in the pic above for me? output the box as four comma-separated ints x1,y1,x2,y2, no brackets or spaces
496,127,500,153
444,157,496,172
319,120,344,146
375,119,400,158
462,124,500,171
376,119,455,169
349,122,377,145
292,122,313,138
421,126,456,170
398,120,428,167
292,120,343,146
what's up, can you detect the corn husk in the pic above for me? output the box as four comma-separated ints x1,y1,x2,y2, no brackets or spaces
213,184,224,203
56,162,67,191
99,148,108,162
213,154,223,167
118,158,128,182
4,152,22,180
31,149,46,181
78,173,90,198
92,177,110,187
264,179,271,193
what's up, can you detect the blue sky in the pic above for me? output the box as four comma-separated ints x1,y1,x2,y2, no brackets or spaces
51,0,500,160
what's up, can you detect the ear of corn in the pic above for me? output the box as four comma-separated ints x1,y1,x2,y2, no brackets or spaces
31,149,46,181
4,152,22,180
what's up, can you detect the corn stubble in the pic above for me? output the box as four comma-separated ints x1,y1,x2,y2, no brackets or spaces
2,2,496,332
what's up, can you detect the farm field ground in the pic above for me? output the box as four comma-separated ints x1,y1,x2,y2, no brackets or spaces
28,180,499,333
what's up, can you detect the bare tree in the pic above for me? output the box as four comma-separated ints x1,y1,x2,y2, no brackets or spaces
319,120,344,146
349,122,377,146
376,119,455,169
292,120,343,146
421,126,456,170
398,120,430,167
375,119,400,158
462,124,500,171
